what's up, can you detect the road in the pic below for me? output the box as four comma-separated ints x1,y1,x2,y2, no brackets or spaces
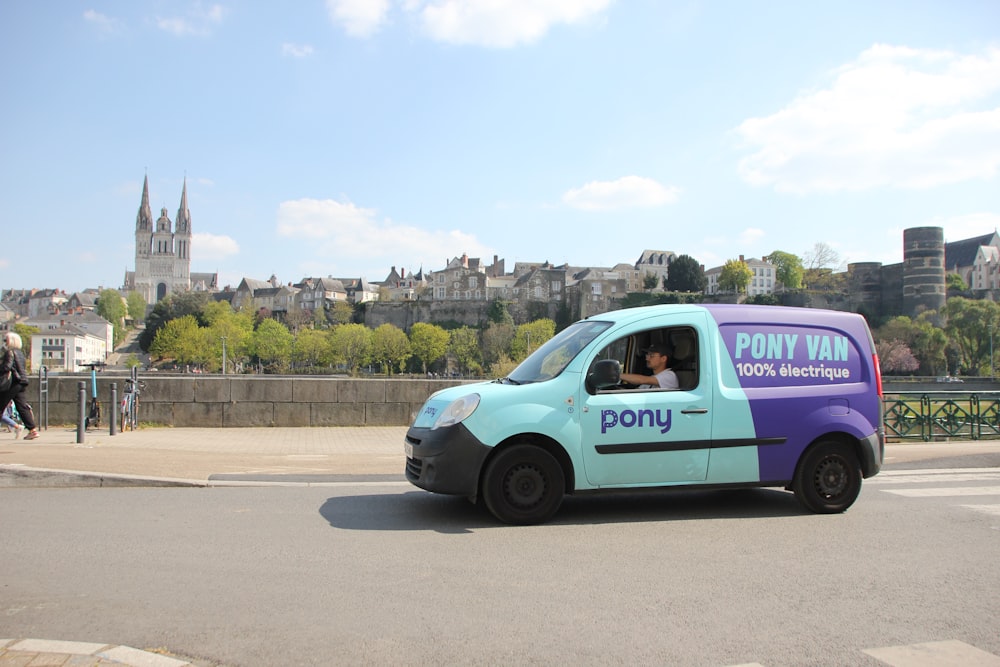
2,452,999,666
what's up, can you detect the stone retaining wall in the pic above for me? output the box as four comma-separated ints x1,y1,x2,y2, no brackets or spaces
32,375,469,428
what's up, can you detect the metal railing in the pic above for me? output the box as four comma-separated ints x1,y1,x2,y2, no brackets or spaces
883,391,1000,441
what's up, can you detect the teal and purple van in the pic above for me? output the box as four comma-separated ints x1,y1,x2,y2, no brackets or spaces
405,304,884,524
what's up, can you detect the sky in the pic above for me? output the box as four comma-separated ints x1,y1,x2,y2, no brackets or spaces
1,0,998,295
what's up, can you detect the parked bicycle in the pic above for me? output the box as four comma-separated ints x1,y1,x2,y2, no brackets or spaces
120,368,146,432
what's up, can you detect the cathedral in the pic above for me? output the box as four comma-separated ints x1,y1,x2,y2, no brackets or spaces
123,174,217,305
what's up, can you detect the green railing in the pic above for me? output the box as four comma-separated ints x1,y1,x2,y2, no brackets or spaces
883,391,1000,441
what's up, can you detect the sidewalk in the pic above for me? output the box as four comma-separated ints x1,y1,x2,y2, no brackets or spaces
0,424,409,487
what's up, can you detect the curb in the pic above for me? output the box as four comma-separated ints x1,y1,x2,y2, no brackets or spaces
0,638,196,666
0,465,205,488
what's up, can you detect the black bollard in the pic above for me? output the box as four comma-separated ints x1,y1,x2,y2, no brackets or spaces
110,382,118,436
77,381,86,444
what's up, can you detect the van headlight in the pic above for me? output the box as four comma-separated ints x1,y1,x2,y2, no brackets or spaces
432,394,480,430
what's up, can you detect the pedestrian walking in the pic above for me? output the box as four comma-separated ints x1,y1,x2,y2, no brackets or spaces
0,332,39,440
1,401,23,439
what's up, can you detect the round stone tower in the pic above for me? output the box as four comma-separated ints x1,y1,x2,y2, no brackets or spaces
903,226,945,316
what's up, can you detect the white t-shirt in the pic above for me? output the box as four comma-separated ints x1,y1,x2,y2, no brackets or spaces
641,368,679,390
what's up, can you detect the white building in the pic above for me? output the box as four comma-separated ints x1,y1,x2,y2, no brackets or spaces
30,324,108,372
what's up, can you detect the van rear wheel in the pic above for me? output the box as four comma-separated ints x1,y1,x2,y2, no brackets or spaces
482,444,565,525
793,440,862,513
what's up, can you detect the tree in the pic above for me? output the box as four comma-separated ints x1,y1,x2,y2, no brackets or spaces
139,291,212,351
877,339,920,374
943,297,1000,375
448,326,482,376
372,323,411,374
718,259,752,294
876,315,947,376
482,322,515,366
511,319,556,361
330,323,373,375
206,306,253,373
487,299,514,326
946,273,968,292
642,272,659,290
293,328,333,369
768,250,804,290
329,301,354,326
250,318,294,372
149,315,202,364
664,254,707,292
125,292,147,322
409,322,450,373
803,242,841,271
95,288,128,347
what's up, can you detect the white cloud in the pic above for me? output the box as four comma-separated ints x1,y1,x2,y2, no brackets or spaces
737,44,1000,193
83,9,122,35
415,0,612,48
193,232,240,260
276,198,492,270
325,0,611,47
562,176,680,211
156,3,226,37
326,0,390,37
281,42,315,58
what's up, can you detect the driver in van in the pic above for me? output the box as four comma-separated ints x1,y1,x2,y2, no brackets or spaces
620,343,679,389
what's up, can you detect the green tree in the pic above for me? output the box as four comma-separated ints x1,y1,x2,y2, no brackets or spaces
511,319,556,361
149,315,202,365
139,291,212,351
206,306,253,373
329,301,354,326
946,273,968,292
768,250,804,290
125,292,147,322
642,272,659,290
250,318,294,372
664,254,706,292
448,326,482,376
330,323,373,375
876,315,948,376
409,322,450,373
487,299,514,326
482,322,515,366
943,297,1000,375
95,288,128,347
718,259,753,294
293,327,333,369
372,323,411,374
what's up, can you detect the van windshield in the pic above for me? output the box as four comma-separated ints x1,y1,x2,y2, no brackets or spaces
504,320,612,384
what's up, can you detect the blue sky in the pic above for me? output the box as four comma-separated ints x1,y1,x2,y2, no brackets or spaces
1,1,998,295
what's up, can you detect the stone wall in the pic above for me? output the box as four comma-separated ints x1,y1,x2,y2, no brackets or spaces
31,375,470,428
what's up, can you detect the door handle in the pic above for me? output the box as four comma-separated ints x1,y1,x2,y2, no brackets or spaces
681,408,708,414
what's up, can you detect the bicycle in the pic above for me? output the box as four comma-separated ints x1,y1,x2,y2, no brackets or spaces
120,369,145,432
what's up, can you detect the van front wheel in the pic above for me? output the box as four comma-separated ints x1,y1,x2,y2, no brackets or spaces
482,444,565,525
793,441,862,513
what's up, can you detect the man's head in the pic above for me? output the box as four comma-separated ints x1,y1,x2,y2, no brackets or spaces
644,344,669,372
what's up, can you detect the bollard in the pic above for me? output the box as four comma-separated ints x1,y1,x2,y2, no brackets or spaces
77,381,86,444
110,382,118,436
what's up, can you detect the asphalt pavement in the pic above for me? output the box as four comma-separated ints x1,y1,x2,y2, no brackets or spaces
3,425,1000,666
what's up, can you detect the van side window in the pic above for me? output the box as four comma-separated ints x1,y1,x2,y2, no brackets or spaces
589,326,699,392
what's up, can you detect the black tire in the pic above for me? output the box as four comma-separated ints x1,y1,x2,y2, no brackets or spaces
792,440,862,513
481,444,565,525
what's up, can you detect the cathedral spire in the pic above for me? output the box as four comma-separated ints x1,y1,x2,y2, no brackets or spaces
176,177,192,235
136,173,153,231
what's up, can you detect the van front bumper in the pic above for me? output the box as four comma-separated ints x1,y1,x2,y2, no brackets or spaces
404,423,492,498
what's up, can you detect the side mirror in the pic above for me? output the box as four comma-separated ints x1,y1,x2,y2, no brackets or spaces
587,359,621,392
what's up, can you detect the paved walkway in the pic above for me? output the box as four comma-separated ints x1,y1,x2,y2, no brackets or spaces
3,425,1000,665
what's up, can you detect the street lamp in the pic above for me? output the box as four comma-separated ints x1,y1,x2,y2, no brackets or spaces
220,336,227,375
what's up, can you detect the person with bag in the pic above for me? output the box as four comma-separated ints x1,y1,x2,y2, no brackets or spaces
0,332,39,440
